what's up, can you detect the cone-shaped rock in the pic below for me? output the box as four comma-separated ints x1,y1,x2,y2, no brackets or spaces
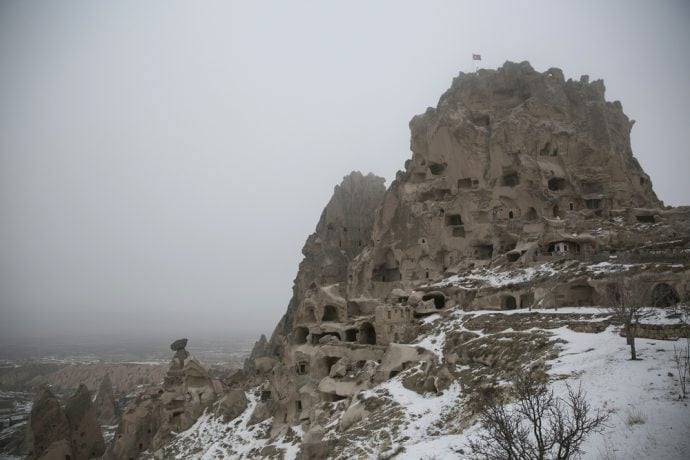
26,387,71,460
65,384,106,460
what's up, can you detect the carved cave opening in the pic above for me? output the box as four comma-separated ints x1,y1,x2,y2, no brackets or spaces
651,283,680,308
635,215,655,223
422,292,446,309
322,305,339,322
502,172,520,187
428,162,446,175
445,214,463,226
474,244,494,259
502,295,517,310
359,322,376,345
548,177,567,191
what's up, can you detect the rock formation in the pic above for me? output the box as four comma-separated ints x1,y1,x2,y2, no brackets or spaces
93,373,116,425
79,61,690,459
237,61,690,455
25,387,72,460
64,384,106,460
26,385,106,460
260,171,387,360
106,338,220,459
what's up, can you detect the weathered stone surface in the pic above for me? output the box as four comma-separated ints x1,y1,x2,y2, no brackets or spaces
232,62,690,454
219,389,248,421
25,387,71,460
106,339,218,460
258,171,387,361
64,384,106,460
170,338,188,351
72,61,690,459
93,373,116,425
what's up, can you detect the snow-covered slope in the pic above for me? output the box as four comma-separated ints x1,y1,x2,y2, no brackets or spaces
160,305,689,459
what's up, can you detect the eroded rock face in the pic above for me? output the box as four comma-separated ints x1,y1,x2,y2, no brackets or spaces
26,385,106,460
261,171,387,360
349,61,664,300
235,61,689,458
94,373,116,425
106,339,219,459
99,62,690,459
26,387,71,460
64,384,106,460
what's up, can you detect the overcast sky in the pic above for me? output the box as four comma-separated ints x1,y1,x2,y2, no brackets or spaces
1,0,689,343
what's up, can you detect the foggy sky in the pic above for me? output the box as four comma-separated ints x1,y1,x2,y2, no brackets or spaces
1,1,689,342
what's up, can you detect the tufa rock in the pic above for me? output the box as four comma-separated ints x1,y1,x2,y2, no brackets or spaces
106,338,219,460
25,387,71,460
93,373,116,425
64,384,106,460
170,338,188,351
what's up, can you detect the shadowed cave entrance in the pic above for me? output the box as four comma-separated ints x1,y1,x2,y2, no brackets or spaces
359,322,376,345
651,283,679,308
501,295,517,310
322,305,339,322
422,292,446,309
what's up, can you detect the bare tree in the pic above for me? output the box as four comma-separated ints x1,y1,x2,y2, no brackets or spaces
606,276,651,360
672,302,689,399
469,373,608,460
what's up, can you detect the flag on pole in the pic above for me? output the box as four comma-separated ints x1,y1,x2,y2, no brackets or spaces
472,54,482,61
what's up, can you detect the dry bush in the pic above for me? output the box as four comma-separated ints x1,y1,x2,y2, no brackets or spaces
468,372,608,460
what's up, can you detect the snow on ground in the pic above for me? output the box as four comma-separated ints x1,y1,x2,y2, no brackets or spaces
163,390,302,460
162,305,688,459
364,378,465,458
429,260,664,291
549,326,690,460
402,318,690,459
431,263,559,289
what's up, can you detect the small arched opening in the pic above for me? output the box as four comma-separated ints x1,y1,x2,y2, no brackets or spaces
345,329,358,342
526,207,538,222
422,291,446,309
553,205,559,217
321,356,340,377
429,162,446,175
548,177,567,191
359,322,376,345
322,305,339,322
311,332,340,345
506,252,521,263
651,283,680,308
502,295,517,310
294,327,309,345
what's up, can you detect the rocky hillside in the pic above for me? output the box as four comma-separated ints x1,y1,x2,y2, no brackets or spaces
21,61,690,459
159,302,690,459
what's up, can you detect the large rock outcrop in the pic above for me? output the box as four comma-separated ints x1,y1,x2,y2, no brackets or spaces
64,384,106,460
236,61,689,456
25,388,72,460
93,373,116,425
26,385,106,460
99,61,690,459
349,61,665,300
250,171,387,363
106,339,220,459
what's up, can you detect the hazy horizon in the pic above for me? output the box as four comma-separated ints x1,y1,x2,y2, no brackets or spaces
1,0,689,343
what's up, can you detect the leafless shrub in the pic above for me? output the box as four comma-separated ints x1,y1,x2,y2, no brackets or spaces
468,372,608,460
624,407,646,427
606,276,652,360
